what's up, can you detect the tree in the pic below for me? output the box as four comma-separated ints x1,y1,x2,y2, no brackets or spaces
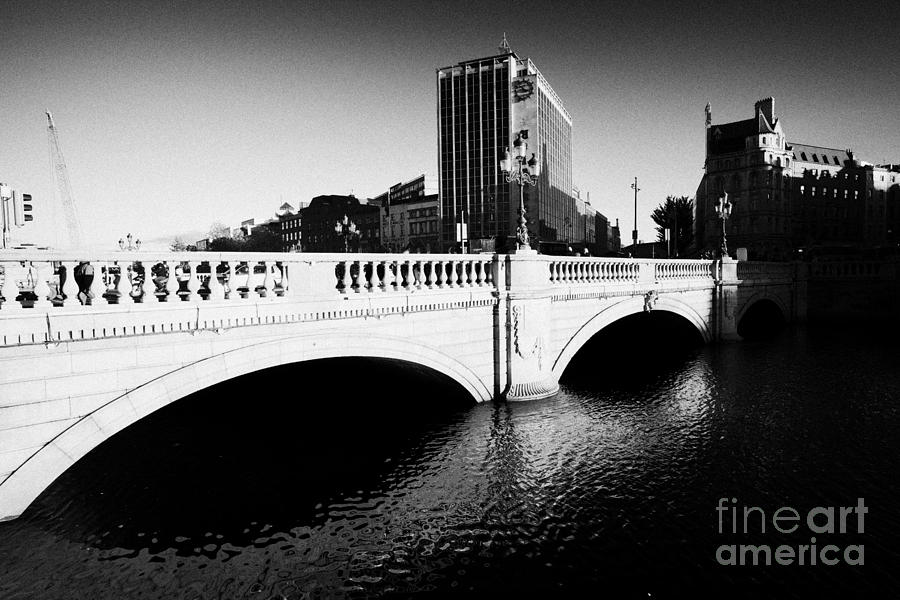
244,227,281,252
208,222,231,240
651,196,694,257
170,237,189,252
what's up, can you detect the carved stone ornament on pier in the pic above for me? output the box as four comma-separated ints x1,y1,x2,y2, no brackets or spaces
643,290,659,313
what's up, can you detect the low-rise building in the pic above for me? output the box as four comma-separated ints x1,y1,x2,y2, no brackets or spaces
299,195,380,252
372,174,440,252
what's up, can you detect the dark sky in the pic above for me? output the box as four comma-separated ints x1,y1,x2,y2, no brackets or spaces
1,0,897,246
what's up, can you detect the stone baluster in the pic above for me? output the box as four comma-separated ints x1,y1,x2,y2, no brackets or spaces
274,263,286,296
60,261,79,306
262,261,276,299
207,262,226,301
225,262,236,299
422,260,432,288
404,259,415,289
185,261,201,301
1,263,21,310
239,262,253,299
429,260,440,288
442,259,456,288
31,262,52,308
87,261,106,306
337,260,350,293
248,262,263,298
348,260,360,292
368,259,380,292
107,262,123,304
416,259,426,289
164,261,181,301
131,263,148,303
382,259,394,291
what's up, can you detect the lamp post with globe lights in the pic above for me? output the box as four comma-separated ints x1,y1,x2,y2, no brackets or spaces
715,192,733,258
334,214,358,253
500,129,540,252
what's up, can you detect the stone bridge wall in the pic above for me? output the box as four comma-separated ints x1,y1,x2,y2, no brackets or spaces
0,250,797,521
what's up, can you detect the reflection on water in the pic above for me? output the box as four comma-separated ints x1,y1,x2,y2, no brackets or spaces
1,328,899,598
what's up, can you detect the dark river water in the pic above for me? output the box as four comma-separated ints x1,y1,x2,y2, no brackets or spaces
1,322,899,598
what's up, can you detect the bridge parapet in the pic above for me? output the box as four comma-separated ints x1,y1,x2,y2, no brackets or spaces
0,252,500,348
547,257,716,286
807,260,897,279
737,261,795,282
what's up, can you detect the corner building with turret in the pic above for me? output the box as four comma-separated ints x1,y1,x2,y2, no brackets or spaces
696,97,900,260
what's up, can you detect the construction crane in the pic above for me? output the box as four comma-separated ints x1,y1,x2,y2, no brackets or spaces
46,111,83,249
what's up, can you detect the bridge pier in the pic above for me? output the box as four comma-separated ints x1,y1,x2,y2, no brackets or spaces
715,258,742,341
503,254,560,401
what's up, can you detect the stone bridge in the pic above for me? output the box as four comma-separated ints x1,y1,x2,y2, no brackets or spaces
0,250,800,521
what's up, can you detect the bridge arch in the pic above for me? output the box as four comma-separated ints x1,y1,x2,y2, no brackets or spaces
0,333,490,521
552,295,711,379
735,290,789,327
736,292,788,339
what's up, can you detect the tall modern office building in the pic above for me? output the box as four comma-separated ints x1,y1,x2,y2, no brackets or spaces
437,39,574,252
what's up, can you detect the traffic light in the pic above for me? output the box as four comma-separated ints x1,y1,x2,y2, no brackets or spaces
13,192,33,226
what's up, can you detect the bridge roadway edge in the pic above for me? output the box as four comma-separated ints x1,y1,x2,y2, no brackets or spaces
0,252,799,521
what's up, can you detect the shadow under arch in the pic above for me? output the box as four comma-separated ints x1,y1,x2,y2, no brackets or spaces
552,295,711,380
736,296,787,340
0,332,490,521
735,291,789,329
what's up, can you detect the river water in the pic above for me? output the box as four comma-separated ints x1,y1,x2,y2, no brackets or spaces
1,324,899,598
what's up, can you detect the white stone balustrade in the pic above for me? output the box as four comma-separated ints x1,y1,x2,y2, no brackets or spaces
0,252,808,313
547,257,711,285
0,250,808,352
736,261,796,281
655,259,715,281
807,261,889,279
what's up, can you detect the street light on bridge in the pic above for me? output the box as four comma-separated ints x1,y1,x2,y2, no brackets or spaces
715,192,733,258
501,129,540,252
118,233,141,251
334,215,358,253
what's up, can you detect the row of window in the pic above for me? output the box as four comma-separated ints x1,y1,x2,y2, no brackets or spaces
801,186,860,201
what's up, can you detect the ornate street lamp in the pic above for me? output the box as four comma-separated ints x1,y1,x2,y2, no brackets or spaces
501,129,540,251
715,192,733,257
118,233,141,251
334,214,358,253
